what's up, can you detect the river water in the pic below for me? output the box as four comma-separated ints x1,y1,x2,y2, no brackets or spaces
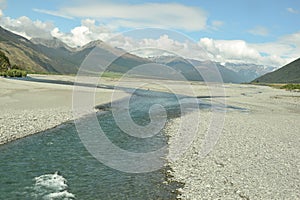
0,89,188,200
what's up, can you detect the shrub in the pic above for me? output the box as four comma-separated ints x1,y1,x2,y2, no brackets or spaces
6,69,27,77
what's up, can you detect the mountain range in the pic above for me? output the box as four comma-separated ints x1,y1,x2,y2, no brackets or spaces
0,26,280,83
150,56,246,83
224,62,276,83
0,26,149,75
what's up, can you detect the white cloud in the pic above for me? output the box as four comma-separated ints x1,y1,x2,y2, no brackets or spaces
33,8,73,19
52,19,115,47
249,43,294,60
198,38,293,67
280,30,300,45
287,7,298,14
39,2,207,31
278,31,300,59
0,16,54,39
248,26,269,36
253,31,300,61
199,38,261,62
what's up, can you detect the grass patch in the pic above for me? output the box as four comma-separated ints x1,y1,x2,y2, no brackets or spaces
250,82,300,92
267,84,286,89
280,84,300,91
101,71,123,78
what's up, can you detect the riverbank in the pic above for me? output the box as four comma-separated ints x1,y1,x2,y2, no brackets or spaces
1,75,299,199
165,84,300,199
0,75,128,145
0,74,195,145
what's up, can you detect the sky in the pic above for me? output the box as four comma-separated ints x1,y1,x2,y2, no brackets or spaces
0,0,300,67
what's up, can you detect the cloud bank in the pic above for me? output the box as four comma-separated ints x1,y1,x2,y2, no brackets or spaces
1,16,54,38
199,38,292,66
51,19,114,47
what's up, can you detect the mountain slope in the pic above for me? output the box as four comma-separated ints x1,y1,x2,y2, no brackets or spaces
65,40,151,74
0,27,58,73
30,38,80,74
253,58,300,83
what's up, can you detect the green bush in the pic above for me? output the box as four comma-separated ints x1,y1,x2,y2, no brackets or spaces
6,69,14,77
5,69,27,77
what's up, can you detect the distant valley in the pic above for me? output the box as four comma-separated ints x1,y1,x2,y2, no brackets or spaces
0,26,281,83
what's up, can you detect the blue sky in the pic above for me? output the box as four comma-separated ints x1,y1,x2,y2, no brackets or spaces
0,0,300,67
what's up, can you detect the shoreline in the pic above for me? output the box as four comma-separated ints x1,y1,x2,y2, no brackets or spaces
0,74,197,146
0,118,75,147
0,75,129,146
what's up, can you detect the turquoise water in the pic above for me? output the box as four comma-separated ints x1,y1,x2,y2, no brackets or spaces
0,90,186,199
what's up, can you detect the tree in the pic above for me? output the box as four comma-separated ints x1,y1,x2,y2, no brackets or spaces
0,51,10,72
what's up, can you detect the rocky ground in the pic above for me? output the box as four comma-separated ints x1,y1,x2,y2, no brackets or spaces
165,84,300,199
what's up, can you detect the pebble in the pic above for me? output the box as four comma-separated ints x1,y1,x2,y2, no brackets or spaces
165,85,300,199
0,108,72,145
